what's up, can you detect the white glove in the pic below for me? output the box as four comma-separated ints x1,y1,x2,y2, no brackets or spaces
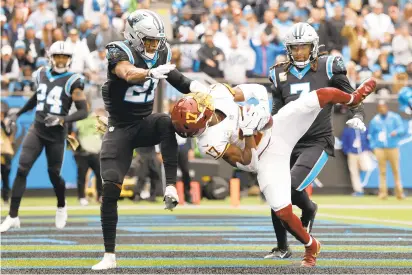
189,80,208,94
346,117,366,132
255,105,271,131
148,64,176,79
44,114,64,127
240,105,261,136
164,185,179,211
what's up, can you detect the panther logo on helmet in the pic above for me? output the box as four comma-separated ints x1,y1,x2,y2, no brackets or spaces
171,93,215,138
48,41,73,73
124,10,166,60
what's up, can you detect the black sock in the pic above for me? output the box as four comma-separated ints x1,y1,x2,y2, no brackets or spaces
271,208,288,250
101,183,121,253
9,172,28,217
291,189,316,222
49,170,66,208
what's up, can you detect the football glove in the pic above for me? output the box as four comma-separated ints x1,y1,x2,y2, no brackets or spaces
240,105,263,136
44,114,64,127
66,135,79,151
164,185,179,211
96,115,108,134
148,64,176,79
346,117,366,132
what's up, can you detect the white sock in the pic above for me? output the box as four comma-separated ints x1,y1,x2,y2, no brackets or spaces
305,236,313,247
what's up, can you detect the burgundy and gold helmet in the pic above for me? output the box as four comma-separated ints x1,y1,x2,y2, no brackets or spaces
171,92,214,138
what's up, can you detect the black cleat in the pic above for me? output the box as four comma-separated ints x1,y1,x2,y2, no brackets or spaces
301,202,318,233
264,246,293,259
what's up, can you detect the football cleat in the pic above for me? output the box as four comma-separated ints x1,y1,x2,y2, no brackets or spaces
264,246,292,259
301,237,321,267
301,202,318,234
0,215,20,233
92,253,117,270
55,205,67,229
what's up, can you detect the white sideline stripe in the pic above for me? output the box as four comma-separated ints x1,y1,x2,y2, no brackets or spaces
318,213,412,226
3,204,412,211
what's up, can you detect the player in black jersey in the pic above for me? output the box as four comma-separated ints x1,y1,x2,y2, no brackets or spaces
264,23,366,259
92,10,207,270
0,41,88,233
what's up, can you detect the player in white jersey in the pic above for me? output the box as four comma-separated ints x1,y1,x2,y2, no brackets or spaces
171,78,377,267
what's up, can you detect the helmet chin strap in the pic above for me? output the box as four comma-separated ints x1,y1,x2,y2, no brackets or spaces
53,67,67,73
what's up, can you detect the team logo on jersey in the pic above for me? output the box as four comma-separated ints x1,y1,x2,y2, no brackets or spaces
109,126,115,132
279,72,287,82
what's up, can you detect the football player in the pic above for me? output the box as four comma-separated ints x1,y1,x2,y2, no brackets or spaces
171,79,376,267
265,22,367,259
91,10,206,270
0,41,88,232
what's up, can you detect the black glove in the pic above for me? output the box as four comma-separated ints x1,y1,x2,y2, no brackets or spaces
44,114,64,127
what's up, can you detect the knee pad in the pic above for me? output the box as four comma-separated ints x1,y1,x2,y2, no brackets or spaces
275,204,293,222
102,181,121,200
101,169,121,184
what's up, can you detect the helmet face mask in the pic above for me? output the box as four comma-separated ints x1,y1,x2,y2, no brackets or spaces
51,54,71,73
284,23,319,68
124,10,166,60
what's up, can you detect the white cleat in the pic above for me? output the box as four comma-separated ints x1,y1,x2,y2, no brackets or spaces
92,253,117,270
0,215,21,233
55,205,67,229
79,198,89,206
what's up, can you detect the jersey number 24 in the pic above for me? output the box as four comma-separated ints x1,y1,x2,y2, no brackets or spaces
124,79,159,104
36,83,63,114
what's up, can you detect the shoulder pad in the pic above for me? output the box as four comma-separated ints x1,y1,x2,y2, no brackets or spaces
106,41,135,64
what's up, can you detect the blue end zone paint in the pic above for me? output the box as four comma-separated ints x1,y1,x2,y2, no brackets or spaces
4,232,412,238
1,239,76,244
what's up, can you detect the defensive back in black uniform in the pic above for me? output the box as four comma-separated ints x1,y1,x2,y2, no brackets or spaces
264,23,365,259
92,10,206,270
0,41,88,233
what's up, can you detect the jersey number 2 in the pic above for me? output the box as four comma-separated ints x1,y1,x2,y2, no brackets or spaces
124,79,159,104
36,83,63,114
290,82,310,96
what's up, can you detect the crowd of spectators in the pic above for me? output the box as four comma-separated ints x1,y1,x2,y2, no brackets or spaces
171,0,412,88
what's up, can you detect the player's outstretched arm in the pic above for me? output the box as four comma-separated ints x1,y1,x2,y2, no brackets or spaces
15,93,37,117
113,61,150,84
166,68,207,94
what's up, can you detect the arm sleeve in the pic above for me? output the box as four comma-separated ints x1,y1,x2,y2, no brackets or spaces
106,43,132,71
330,56,365,121
64,100,88,123
16,93,37,117
166,69,192,94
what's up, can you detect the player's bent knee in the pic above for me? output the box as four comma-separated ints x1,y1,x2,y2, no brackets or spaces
47,167,62,183
274,204,294,221
101,169,122,185
102,182,121,199
16,167,29,177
